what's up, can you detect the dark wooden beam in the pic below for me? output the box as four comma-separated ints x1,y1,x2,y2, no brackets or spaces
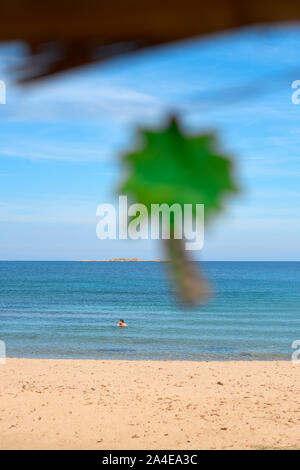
1,1,300,82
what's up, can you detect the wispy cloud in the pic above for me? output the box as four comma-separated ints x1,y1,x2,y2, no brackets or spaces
0,147,112,162
0,199,99,225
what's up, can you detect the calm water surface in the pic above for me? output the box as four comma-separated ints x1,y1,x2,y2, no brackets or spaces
0,261,299,360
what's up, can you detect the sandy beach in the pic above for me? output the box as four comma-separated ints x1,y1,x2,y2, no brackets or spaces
0,358,299,450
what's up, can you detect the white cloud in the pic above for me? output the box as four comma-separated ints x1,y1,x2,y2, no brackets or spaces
0,147,112,162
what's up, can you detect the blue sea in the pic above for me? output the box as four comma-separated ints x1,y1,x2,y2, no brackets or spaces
0,261,299,361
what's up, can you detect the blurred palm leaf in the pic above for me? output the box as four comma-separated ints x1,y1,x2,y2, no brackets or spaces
120,115,238,305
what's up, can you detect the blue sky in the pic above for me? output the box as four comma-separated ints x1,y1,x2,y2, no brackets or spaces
0,24,300,260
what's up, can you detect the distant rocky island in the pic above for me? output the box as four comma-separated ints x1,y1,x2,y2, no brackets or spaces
75,258,167,262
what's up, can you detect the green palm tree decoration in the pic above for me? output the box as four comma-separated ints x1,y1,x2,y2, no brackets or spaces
120,115,238,305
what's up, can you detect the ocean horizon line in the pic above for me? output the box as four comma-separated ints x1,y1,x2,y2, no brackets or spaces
1,259,300,263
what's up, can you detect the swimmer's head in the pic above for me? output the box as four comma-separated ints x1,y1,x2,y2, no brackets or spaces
120,319,124,323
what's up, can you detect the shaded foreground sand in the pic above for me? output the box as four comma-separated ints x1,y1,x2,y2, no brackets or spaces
0,359,300,450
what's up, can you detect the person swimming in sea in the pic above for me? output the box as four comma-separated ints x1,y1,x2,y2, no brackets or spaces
118,319,128,328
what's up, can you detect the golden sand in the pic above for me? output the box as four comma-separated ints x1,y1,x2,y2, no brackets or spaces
0,358,299,450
